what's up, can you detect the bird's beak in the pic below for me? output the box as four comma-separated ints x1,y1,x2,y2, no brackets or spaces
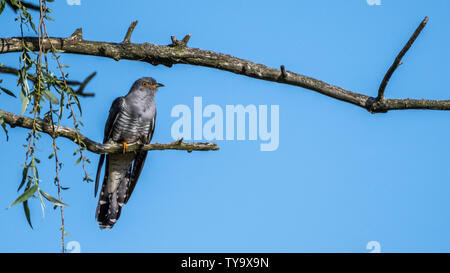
156,83,164,87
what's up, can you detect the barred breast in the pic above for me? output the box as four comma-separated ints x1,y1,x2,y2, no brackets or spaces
111,110,152,143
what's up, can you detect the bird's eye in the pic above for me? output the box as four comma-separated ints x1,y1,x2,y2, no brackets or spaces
142,82,149,87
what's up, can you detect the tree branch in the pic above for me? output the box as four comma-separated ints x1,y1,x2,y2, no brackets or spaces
5,0,43,12
74,71,96,97
171,34,191,47
0,66,97,97
122,21,138,44
376,16,429,100
0,109,219,154
0,17,442,113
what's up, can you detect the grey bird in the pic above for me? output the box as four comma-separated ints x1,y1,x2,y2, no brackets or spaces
95,77,163,229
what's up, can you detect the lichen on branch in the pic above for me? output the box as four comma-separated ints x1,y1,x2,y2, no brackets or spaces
0,109,219,153
1,17,445,113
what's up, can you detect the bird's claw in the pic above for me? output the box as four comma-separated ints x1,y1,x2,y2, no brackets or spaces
122,142,128,154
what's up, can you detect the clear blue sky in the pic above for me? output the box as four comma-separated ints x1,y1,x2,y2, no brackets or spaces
1,0,450,253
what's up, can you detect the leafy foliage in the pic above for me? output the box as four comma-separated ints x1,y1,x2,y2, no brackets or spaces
9,184,37,208
1,0,90,245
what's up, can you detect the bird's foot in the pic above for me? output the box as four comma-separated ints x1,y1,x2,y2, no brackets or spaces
122,141,128,154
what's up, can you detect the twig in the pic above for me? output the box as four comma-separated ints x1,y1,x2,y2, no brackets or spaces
41,17,92,183
170,34,191,47
74,71,96,97
122,21,138,44
280,65,287,79
37,0,67,253
376,16,429,100
1,109,220,153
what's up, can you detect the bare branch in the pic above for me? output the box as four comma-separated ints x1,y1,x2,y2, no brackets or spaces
68,28,83,41
122,21,138,44
181,34,191,45
75,71,96,97
1,17,446,113
170,34,191,47
0,109,219,154
377,16,429,100
280,65,287,79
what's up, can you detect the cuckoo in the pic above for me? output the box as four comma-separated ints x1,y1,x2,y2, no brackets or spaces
95,77,163,229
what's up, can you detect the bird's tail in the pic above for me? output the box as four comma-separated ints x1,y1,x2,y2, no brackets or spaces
95,159,132,229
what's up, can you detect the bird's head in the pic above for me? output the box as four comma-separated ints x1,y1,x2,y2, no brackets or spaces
132,77,164,94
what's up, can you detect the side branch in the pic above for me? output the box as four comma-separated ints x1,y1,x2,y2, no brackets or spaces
376,16,429,100
122,21,138,44
1,17,445,113
0,109,219,153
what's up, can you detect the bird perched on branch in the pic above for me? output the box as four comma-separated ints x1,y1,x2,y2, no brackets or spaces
95,77,163,229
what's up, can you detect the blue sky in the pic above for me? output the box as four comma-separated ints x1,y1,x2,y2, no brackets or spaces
1,0,450,253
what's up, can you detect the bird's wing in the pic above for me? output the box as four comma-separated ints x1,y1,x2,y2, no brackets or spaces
103,97,126,142
124,111,156,204
95,97,125,197
94,155,105,197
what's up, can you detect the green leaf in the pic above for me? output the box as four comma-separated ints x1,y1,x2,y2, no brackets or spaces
42,89,59,105
0,86,16,97
19,93,29,115
9,184,38,208
17,165,29,192
39,190,68,207
19,83,30,115
74,156,81,165
37,190,45,217
0,0,5,16
9,0,19,8
23,200,33,229
74,96,82,115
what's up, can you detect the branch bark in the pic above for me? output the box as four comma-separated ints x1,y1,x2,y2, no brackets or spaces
0,17,444,113
376,17,429,100
0,109,219,154
122,20,138,44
